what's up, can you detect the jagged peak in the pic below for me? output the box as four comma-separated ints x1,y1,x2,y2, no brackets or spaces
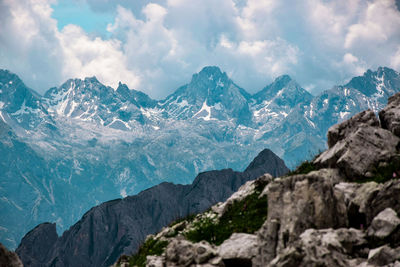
244,148,289,177
84,76,100,84
198,66,223,76
345,66,400,97
0,69,24,87
273,74,293,84
192,66,229,84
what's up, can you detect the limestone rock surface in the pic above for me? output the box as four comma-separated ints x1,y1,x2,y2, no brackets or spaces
379,92,400,137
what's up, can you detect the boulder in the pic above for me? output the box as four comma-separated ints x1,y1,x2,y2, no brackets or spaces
368,245,400,266
314,126,400,180
165,239,196,267
194,241,216,264
218,233,258,261
146,255,164,267
368,208,400,239
164,239,217,267
327,109,379,148
379,92,400,137
365,180,400,225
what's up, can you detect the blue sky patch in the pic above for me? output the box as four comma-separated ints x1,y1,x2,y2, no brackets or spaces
51,0,114,37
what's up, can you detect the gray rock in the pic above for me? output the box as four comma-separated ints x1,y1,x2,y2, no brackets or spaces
364,180,400,226
164,239,217,266
379,92,400,137
218,233,258,260
146,255,164,267
194,241,216,264
368,208,400,239
327,110,380,148
334,182,383,229
256,169,347,265
315,126,400,179
368,245,400,266
0,242,23,267
165,239,195,267
269,228,367,267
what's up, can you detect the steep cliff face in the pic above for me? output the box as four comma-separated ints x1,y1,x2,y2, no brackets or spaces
117,93,400,267
16,149,289,267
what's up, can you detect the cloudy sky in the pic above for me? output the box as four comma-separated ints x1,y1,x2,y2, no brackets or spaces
1,0,400,98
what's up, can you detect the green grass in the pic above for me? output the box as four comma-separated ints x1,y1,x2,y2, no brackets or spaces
185,188,268,246
358,156,400,184
288,160,317,176
124,237,168,267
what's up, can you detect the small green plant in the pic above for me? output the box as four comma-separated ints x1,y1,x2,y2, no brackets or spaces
288,160,317,176
185,190,268,245
126,237,168,267
358,156,400,184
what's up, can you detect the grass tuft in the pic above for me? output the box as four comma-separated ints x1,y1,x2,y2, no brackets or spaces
184,189,268,245
288,160,317,176
125,237,168,267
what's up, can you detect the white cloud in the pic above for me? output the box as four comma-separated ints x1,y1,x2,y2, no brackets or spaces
58,24,140,89
345,0,400,49
391,46,400,69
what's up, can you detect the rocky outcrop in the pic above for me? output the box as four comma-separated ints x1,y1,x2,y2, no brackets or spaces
0,242,23,267
380,93,400,137
256,168,347,265
327,109,380,148
218,233,258,263
269,228,368,267
17,149,288,267
315,100,400,180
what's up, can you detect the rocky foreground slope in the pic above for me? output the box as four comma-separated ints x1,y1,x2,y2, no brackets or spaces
16,149,288,267
115,93,400,267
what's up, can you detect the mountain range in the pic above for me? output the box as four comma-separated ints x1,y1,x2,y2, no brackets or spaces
0,66,399,249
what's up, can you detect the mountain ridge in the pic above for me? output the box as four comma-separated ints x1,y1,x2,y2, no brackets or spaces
16,149,289,267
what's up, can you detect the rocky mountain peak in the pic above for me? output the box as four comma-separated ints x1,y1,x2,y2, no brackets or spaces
197,66,225,78
253,74,312,107
0,69,41,111
161,66,251,123
116,82,157,108
84,76,100,84
345,67,400,97
187,66,232,98
244,148,289,177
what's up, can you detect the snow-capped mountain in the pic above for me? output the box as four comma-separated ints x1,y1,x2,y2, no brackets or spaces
306,67,400,137
160,66,252,124
43,77,147,130
0,66,399,250
0,70,52,129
